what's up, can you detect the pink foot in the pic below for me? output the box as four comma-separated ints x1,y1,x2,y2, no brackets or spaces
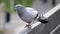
25,24,31,28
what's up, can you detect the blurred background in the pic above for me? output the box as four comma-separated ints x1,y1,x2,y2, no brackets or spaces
0,0,34,34
0,0,60,34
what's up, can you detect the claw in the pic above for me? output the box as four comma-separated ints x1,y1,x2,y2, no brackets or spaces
25,23,31,28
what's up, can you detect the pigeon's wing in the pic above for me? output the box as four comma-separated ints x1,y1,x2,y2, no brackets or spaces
21,7,38,23
23,7,38,23
26,7,38,19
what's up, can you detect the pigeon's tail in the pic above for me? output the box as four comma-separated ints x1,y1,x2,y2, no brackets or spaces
34,14,48,24
38,17,48,24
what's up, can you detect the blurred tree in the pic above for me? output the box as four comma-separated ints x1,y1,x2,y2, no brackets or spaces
14,0,34,7
4,0,10,12
0,0,34,13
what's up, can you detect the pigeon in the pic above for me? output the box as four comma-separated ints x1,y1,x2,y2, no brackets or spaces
15,4,48,28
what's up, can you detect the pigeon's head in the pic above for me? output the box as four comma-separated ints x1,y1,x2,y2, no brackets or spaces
15,4,25,11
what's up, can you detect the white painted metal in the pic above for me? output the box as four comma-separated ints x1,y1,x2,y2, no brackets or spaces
49,24,60,34
43,4,60,18
14,21,41,34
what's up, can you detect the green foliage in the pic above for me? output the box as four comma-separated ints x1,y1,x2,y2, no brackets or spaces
0,0,3,3
14,0,22,5
0,0,34,12
0,30,3,34
4,0,10,12
26,0,34,7
14,0,34,7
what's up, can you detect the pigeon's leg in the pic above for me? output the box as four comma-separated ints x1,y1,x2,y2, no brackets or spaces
25,23,31,28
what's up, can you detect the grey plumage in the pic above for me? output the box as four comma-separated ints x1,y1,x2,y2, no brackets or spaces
15,4,38,23
15,4,48,24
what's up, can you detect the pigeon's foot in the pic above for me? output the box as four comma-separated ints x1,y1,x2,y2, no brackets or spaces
25,24,31,28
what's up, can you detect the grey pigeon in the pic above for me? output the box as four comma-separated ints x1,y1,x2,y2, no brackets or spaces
15,4,48,28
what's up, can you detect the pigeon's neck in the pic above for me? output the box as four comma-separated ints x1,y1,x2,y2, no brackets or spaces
17,7,26,14
17,7,26,18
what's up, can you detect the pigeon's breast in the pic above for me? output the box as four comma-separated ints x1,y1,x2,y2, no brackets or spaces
21,8,38,23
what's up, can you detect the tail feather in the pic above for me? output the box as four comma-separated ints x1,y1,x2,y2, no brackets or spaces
39,19,48,24
38,17,48,24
